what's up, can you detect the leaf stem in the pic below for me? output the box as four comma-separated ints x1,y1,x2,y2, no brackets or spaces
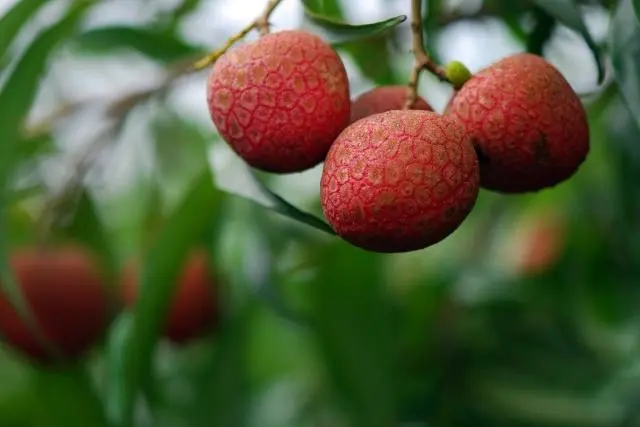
404,0,452,109
192,0,284,71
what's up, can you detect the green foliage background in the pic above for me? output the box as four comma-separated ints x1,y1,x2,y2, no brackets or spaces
0,0,639,426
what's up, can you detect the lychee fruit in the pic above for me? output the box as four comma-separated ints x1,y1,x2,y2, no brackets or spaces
121,249,219,344
445,53,589,193
350,85,432,124
320,110,480,253
207,30,351,173
0,246,111,364
509,210,567,276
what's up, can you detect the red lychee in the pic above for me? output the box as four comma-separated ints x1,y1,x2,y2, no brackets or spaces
0,246,110,364
320,110,480,253
510,211,566,276
121,249,219,344
207,30,351,173
350,85,432,124
445,53,589,193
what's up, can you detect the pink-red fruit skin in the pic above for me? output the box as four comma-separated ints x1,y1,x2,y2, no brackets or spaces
445,53,589,193
207,30,351,173
350,86,432,124
321,110,480,253
121,249,219,344
0,247,110,365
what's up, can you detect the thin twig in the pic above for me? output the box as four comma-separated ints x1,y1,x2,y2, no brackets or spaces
192,0,284,70
404,0,452,109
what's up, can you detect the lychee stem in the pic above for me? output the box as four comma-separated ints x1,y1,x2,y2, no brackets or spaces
192,0,284,71
404,0,453,109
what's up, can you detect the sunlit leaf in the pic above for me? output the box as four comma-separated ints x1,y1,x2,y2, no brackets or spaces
302,0,406,44
610,0,640,131
0,0,47,69
106,169,222,427
73,25,202,63
531,0,605,83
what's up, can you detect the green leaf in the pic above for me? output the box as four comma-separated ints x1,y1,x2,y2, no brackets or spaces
531,0,605,83
211,145,335,236
610,0,640,131
302,0,406,44
0,0,47,69
106,169,221,427
526,7,556,55
73,25,201,62
58,190,119,286
0,0,92,361
634,0,640,23
309,240,397,427
190,303,253,427
32,367,109,427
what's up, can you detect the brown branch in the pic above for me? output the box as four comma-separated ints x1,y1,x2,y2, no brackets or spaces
404,0,452,109
192,0,284,70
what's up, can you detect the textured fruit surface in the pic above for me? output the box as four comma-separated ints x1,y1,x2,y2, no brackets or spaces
0,247,110,364
207,30,350,173
350,85,432,123
445,53,589,193
321,110,480,253
121,249,218,344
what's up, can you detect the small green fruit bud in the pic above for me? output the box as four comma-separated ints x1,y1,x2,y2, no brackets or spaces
445,60,472,89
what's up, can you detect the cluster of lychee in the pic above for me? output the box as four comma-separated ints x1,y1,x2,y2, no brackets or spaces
0,246,219,365
207,30,589,254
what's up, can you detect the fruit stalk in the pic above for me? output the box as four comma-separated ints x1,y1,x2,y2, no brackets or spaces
192,0,284,71
404,0,452,109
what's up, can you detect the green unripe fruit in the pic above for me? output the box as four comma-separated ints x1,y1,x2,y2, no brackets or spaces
445,61,472,89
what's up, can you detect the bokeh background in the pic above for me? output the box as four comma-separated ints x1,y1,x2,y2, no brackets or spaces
1,0,639,426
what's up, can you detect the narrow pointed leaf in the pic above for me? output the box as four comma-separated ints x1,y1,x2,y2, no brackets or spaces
531,0,605,83
0,0,47,69
106,169,221,427
73,26,201,63
211,145,335,235
302,0,406,44
610,0,640,131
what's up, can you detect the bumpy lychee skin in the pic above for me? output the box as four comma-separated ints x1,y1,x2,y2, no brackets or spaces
207,30,351,173
121,249,219,344
445,53,589,193
350,86,432,124
321,110,480,253
0,247,110,364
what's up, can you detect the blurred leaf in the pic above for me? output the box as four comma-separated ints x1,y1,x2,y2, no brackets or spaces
106,169,221,427
59,190,118,285
526,7,556,55
150,110,210,209
634,0,640,23
190,303,253,427
32,367,109,427
302,0,407,44
309,240,397,427
103,312,134,426
0,0,47,69
532,0,604,83
73,26,201,63
0,0,91,358
211,145,335,235
611,0,640,131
